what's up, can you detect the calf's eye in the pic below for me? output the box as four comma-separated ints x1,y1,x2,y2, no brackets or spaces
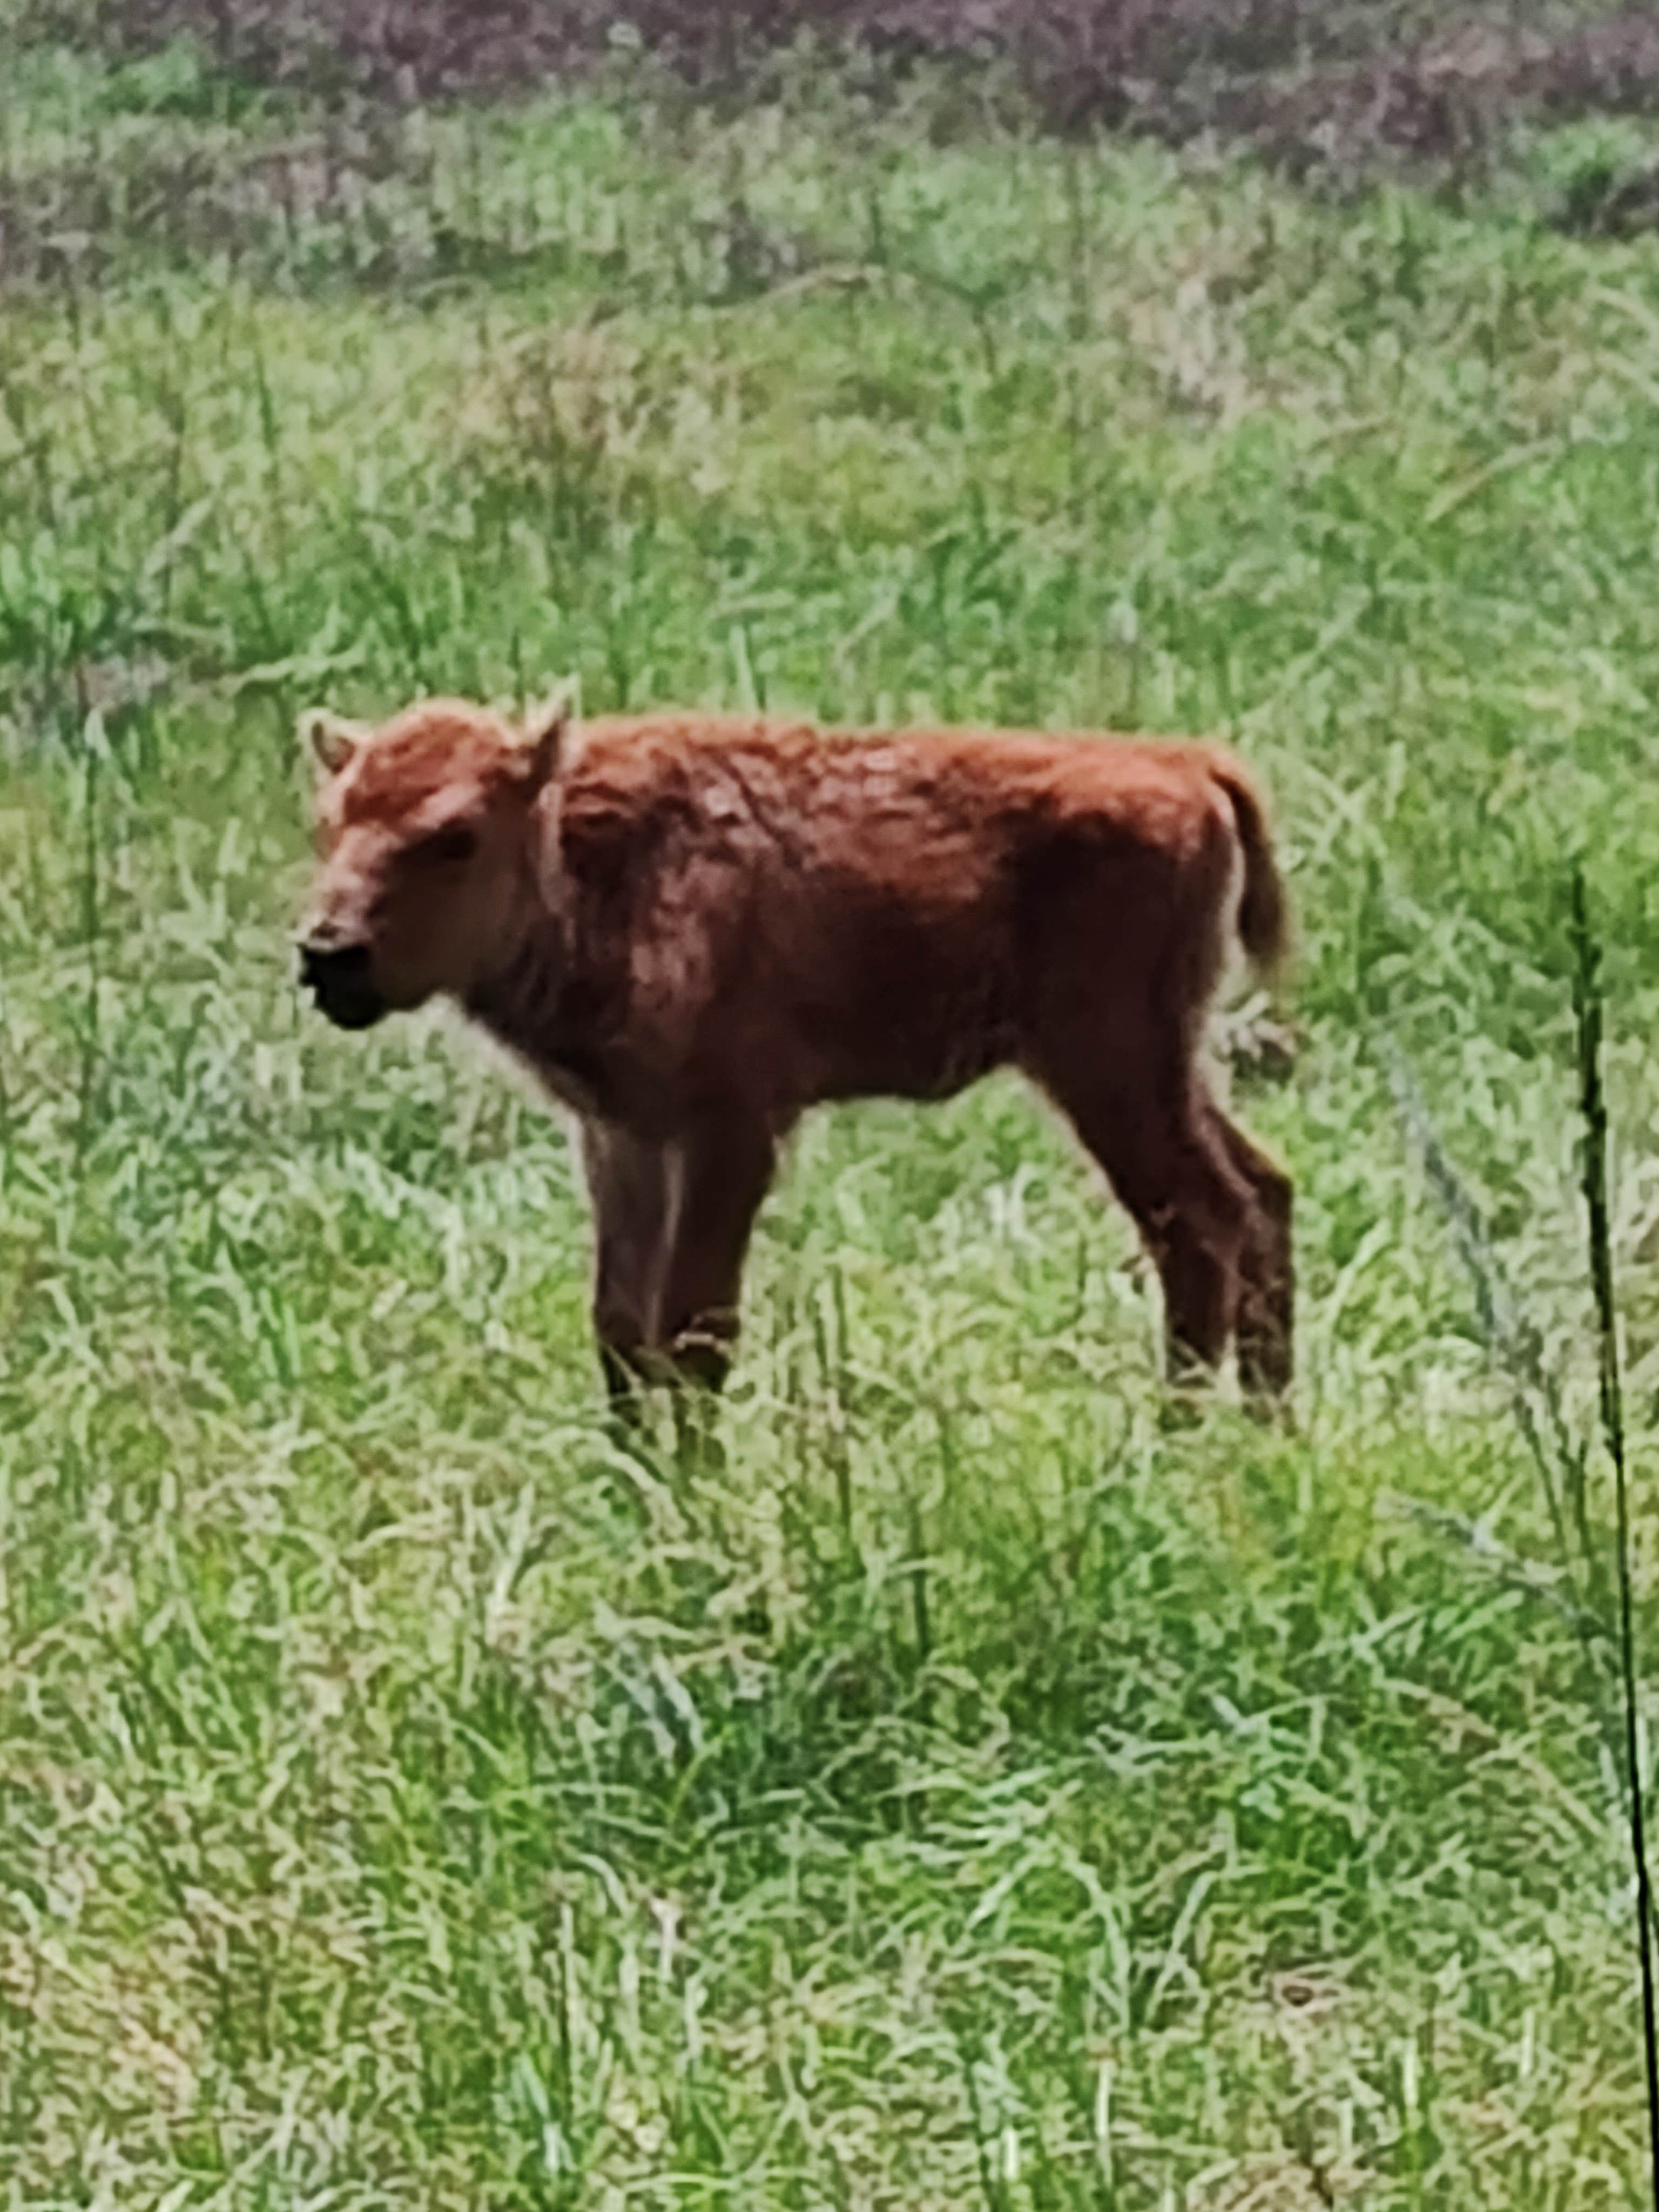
415,822,478,865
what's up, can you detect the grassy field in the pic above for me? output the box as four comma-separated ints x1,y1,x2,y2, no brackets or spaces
10,21,1659,2208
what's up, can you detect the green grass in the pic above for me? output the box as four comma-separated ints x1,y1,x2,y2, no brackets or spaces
6,30,1659,2209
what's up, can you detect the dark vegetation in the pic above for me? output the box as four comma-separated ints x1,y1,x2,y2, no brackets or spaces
12,1,1659,310
22,0,1659,184
12,0,1659,304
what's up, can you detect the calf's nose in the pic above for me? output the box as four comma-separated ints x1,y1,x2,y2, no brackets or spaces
295,937,388,1028
297,938,370,989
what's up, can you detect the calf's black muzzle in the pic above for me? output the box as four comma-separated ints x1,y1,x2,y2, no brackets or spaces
297,938,387,1030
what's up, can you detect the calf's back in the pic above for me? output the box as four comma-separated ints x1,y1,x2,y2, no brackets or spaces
538,713,1259,1121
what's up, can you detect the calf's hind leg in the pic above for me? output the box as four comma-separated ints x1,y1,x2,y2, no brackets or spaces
1206,1105,1293,1403
1040,1048,1258,1391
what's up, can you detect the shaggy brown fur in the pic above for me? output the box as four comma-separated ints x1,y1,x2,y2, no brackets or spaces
296,696,1293,1405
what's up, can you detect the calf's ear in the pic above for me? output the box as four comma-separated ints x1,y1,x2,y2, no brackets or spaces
520,684,574,788
300,707,369,777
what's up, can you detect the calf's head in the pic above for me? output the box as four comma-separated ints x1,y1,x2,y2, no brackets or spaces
296,694,566,1030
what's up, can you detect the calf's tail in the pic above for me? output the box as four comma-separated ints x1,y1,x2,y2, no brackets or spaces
1208,754,1289,979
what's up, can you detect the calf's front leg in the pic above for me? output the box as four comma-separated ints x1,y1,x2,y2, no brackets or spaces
579,1118,670,1414
652,1112,779,1394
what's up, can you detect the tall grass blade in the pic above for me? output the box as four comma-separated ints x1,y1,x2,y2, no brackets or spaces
1568,866,1659,2212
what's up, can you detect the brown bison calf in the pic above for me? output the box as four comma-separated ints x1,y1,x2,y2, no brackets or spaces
296,696,1292,1407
